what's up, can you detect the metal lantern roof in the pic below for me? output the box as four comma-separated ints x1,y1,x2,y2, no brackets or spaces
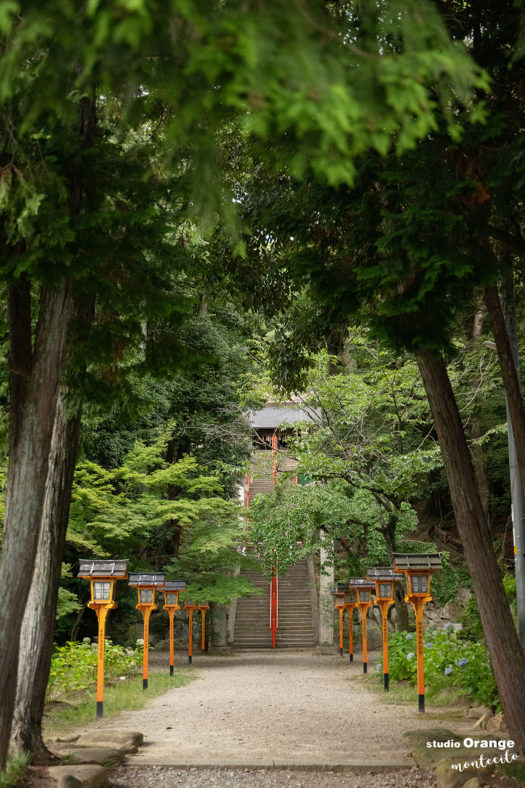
163,580,187,591
393,553,442,572
367,568,401,582
78,559,129,579
349,578,376,589
128,573,166,587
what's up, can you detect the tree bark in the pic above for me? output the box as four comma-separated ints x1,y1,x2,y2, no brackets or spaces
0,280,75,769
470,306,490,520
484,284,525,500
416,350,525,750
10,390,82,762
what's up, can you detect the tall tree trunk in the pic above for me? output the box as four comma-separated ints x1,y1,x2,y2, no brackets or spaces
416,350,525,750
0,280,74,769
470,306,490,520
10,390,82,762
382,512,409,630
484,284,525,499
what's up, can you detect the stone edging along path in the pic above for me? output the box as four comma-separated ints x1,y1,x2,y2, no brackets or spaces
46,650,477,775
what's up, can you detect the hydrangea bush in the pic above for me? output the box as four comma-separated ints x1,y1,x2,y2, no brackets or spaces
376,629,499,710
46,639,143,700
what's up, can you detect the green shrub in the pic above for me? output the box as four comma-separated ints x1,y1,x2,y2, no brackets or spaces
377,628,500,710
47,638,143,700
0,753,30,788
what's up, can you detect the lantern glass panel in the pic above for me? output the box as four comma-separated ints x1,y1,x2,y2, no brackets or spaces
411,574,428,594
140,588,154,604
378,582,392,599
358,589,370,602
165,592,179,605
93,581,112,602
348,589,356,603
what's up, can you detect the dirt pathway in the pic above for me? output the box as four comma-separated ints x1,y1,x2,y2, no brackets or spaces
74,649,473,769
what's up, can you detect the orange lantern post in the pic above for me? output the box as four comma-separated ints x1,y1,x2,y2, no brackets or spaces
344,586,358,662
367,568,401,691
393,553,442,712
78,559,128,718
330,586,347,656
161,580,186,675
184,599,198,664
198,602,210,653
129,573,165,689
350,578,375,673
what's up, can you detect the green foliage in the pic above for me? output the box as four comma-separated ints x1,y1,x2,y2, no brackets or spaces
0,752,30,788
461,574,517,641
379,629,500,710
430,553,472,606
64,427,253,616
46,638,143,700
248,337,442,576
0,0,487,256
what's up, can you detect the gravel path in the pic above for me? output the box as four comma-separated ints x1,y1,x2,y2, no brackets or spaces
70,649,473,777
110,765,436,787
113,650,471,767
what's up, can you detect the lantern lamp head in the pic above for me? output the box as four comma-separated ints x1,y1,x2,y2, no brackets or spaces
330,586,346,607
78,559,128,606
128,573,165,606
393,553,442,598
349,578,376,604
367,567,400,601
162,580,186,608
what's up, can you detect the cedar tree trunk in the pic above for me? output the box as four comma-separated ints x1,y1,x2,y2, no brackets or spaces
0,280,74,769
416,350,525,750
484,284,525,499
10,390,82,762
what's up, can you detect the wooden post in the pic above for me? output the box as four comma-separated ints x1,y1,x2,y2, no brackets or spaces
200,607,206,654
414,598,425,712
141,607,153,689
377,600,392,691
95,606,109,717
338,606,344,656
347,605,354,662
188,607,194,664
168,608,175,675
361,607,368,673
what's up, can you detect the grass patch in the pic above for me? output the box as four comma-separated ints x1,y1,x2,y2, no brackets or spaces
44,667,195,733
361,673,471,711
0,753,30,788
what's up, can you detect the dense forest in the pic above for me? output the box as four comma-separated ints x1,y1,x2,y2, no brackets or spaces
1,0,525,772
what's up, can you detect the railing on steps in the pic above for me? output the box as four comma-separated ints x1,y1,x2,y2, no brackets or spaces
270,565,278,648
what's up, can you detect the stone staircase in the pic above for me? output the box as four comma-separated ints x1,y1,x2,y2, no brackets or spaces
233,559,316,649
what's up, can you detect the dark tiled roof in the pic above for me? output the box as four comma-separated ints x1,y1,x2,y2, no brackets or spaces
349,578,376,588
248,405,320,429
128,573,166,587
393,553,442,571
367,567,400,581
78,559,129,578
163,580,186,590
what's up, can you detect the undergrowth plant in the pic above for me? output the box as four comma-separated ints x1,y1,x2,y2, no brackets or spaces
376,629,499,710
0,753,30,788
46,638,143,700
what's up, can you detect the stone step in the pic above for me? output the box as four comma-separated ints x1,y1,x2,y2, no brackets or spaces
235,625,313,637
232,558,316,648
